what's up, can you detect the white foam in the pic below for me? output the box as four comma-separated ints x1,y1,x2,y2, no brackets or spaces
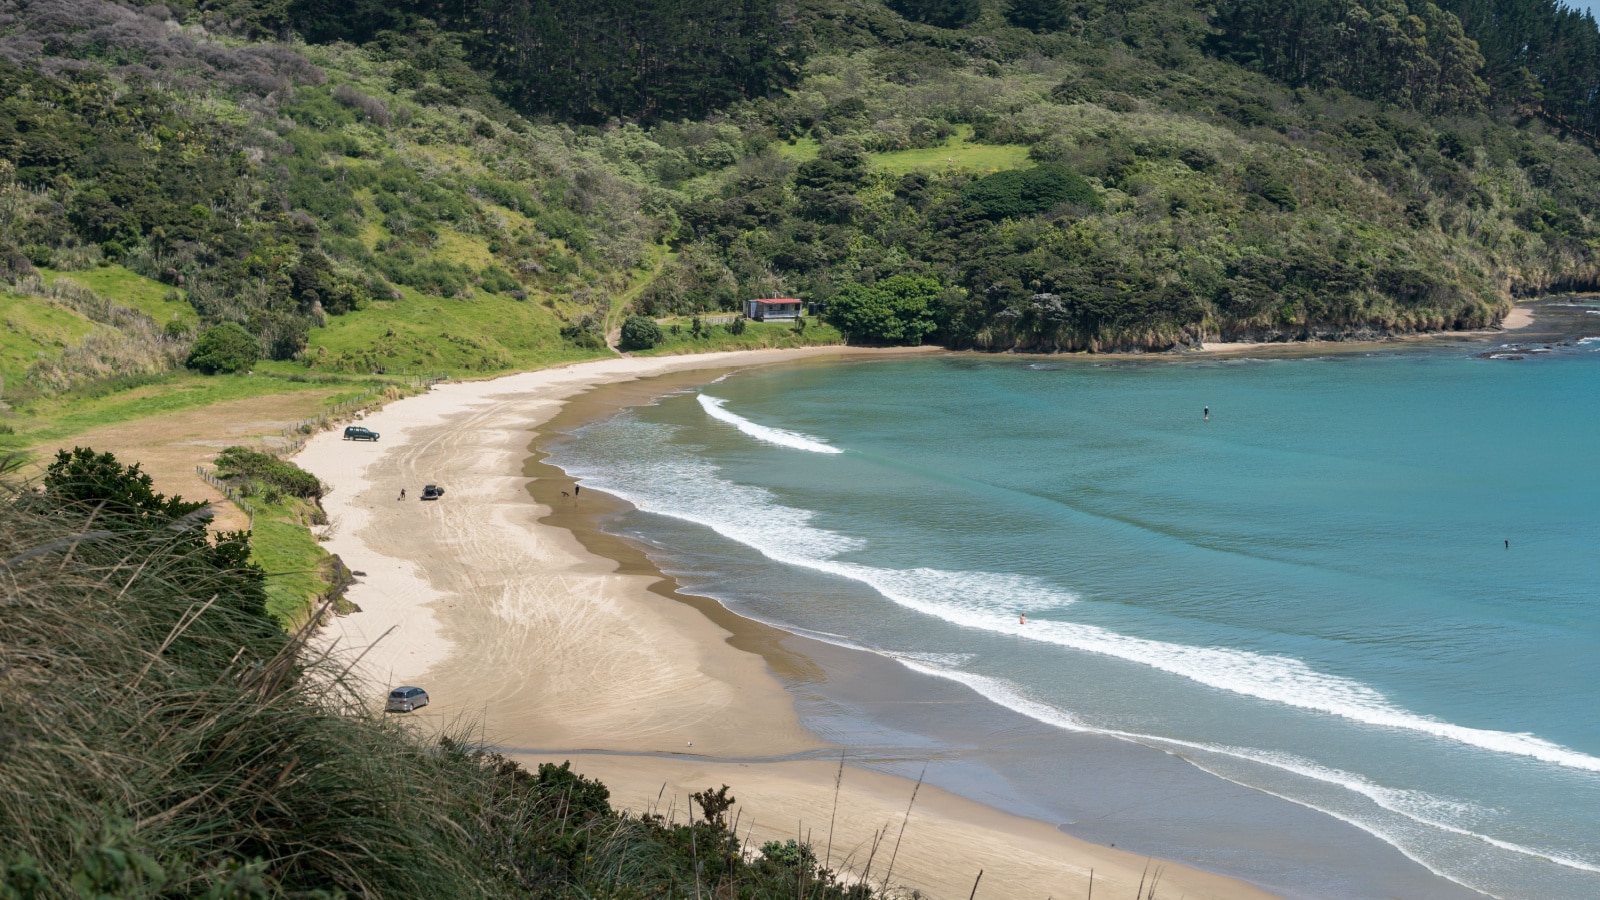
889,657,1600,890
560,418,1600,779
697,394,843,454
556,413,1600,897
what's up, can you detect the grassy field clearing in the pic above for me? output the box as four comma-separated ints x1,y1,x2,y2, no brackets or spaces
870,126,1032,175
777,128,1032,175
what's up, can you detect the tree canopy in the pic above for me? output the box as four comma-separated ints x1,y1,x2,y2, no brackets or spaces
187,323,261,375
825,276,942,345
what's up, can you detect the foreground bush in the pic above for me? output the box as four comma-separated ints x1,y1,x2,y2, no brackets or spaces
0,450,884,899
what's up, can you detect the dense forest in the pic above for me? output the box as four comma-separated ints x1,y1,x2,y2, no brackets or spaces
4,0,1600,378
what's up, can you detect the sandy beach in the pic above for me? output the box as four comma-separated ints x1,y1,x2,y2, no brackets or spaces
294,347,1279,900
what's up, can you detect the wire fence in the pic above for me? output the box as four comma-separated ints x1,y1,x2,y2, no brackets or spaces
272,375,445,450
196,465,253,531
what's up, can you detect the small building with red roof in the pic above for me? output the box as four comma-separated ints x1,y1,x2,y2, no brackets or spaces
743,297,803,321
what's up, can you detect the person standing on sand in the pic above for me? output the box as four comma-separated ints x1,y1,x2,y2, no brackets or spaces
399,488,406,500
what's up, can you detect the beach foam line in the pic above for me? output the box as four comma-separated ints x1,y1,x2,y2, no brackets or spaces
839,564,1600,775
698,394,843,454
557,417,1600,778
888,657,1600,897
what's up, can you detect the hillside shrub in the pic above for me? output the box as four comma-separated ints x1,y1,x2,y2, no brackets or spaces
825,276,942,345
618,315,664,350
964,164,1102,220
560,315,607,350
214,447,326,500
186,323,260,375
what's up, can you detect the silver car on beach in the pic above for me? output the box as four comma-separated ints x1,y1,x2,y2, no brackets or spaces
385,686,429,713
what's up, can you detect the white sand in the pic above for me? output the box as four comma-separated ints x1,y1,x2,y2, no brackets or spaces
295,347,1278,900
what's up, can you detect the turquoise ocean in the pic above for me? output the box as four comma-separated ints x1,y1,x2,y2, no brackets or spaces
547,323,1600,899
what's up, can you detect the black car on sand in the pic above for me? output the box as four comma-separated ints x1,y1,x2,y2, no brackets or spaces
343,425,380,441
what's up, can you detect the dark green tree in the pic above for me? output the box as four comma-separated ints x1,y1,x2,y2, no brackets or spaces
186,323,261,375
825,276,942,345
381,0,801,124
888,0,982,29
44,447,206,528
1006,0,1070,32
964,164,1101,220
618,315,665,351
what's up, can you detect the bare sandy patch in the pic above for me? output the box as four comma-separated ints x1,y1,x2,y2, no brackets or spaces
37,388,344,530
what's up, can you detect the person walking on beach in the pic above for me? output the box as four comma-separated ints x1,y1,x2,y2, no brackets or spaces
399,488,406,500
574,483,581,497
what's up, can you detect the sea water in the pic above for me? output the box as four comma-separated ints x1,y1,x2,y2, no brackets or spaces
548,341,1600,899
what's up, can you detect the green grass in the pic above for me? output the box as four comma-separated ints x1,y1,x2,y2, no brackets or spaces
247,496,336,627
0,290,98,389
636,318,844,356
868,125,1032,175
304,284,608,375
3,374,341,449
39,266,195,328
775,136,821,162
604,244,674,338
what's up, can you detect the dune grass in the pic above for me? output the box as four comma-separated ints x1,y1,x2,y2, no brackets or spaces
0,455,889,898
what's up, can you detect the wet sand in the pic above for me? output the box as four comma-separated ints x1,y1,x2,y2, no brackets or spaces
295,347,1280,900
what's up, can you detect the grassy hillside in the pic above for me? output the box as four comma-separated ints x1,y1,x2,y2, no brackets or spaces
2,0,1599,406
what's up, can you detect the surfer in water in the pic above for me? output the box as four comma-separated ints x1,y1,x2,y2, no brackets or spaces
1204,406,1210,421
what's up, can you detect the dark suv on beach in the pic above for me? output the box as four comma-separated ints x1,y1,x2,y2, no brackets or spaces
343,425,380,441
386,686,429,713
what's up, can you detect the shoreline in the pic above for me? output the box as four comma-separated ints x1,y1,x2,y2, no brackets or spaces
294,346,1279,900
1194,302,1537,354
527,355,1492,900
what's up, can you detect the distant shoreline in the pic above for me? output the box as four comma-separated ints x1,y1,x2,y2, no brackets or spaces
294,346,1279,900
